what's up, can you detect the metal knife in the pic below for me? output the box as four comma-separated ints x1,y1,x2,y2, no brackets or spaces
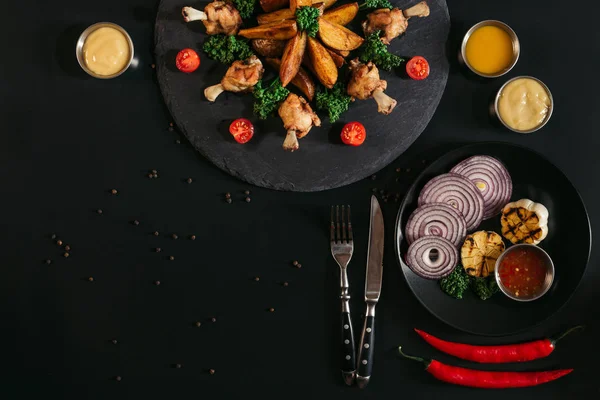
356,195,384,389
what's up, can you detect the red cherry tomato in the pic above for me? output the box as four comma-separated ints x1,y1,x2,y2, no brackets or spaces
229,118,254,144
341,122,366,146
406,56,429,80
176,48,200,73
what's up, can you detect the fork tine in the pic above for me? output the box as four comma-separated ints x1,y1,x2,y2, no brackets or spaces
336,205,341,243
330,206,335,242
347,205,353,242
341,205,347,242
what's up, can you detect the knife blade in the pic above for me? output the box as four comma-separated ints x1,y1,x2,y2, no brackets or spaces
356,195,384,389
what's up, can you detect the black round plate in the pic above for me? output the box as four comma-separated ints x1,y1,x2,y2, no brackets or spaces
394,142,592,336
154,0,450,191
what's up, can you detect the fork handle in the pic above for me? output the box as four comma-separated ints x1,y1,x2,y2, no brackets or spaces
340,294,356,385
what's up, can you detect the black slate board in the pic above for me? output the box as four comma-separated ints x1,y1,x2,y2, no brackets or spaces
154,0,450,191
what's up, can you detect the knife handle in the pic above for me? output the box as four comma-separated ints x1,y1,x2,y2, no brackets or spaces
356,304,376,389
340,295,356,385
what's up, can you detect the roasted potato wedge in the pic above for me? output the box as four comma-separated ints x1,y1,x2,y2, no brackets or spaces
306,37,338,88
326,48,345,68
322,2,358,26
318,0,337,10
238,20,298,40
251,39,286,58
326,47,349,57
290,0,312,11
260,0,289,13
317,17,364,50
280,31,307,87
257,8,295,25
266,57,316,100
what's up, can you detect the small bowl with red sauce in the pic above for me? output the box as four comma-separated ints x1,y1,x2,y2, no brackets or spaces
495,244,555,302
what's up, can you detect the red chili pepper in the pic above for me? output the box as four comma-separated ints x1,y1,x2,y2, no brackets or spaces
414,326,584,363
398,347,573,388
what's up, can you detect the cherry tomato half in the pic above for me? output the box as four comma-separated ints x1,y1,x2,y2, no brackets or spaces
341,122,366,146
229,118,254,144
406,56,429,80
175,48,200,73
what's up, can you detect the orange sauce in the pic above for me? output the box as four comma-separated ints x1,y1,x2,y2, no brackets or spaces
465,25,514,75
497,247,548,298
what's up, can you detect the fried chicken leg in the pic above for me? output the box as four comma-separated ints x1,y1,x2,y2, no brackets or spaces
347,58,397,115
362,1,430,44
278,93,321,152
204,56,264,102
182,1,243,35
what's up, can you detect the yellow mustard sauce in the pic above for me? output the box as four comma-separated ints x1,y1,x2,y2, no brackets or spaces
498,78,551,131
465,25,514,75
83,27,130,76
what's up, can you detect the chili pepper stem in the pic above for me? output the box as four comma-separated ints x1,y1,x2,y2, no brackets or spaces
398,346,431,368
550,325,585,346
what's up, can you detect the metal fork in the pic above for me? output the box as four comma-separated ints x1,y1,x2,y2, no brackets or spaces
330,205,356,386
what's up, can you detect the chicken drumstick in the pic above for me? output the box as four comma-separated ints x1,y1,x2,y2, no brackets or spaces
204,56,264,102
362,1,430,44
278,93,321,152
347,58,397,115
182,1,243,36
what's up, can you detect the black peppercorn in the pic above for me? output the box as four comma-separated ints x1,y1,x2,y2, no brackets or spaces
155,247,162,252
195,321,202,327
209,369,215,375
292,260,299,266
175,363,182,369
51,234,57,239
254,276,260,282
154,280,161,286
151,63,155,69
225,193,231,199
169,122,174,127
396,168,401,173
175,139,181,144
190,235,196,240
88,277,94,282
244,190,250,195
111,189,118,195
154,231,159,236
211,317,217,323
97,209,103,214
371,175,376,180
226,198,232,204
186,178,192,184
133,220,140,226
172,234,178,239
296,263,302,268
63,252,70,258
112,339,118,345
245,197,251,203
269,308,275,312
65,245,71,251
45,259,52,265
283,282,289,287
115,376,122,382
406,168,411,172
148,173,154,179
169,256,175,261
56,240,63,246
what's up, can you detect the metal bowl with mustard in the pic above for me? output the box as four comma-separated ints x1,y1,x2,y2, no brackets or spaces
76,22,134,79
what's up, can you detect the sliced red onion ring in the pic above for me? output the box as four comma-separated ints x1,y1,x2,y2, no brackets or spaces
418,173,484,231
406,236,458,279
450,155,513,219
405,203,467,247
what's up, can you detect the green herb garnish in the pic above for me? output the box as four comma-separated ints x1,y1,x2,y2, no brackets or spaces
359,31,405,71
439,266,471,300
295,6,320,38
315,81,352,123
359,0,393,10
253,78,290,120
202,34,254,64
470,276,500,301
233,0,257,19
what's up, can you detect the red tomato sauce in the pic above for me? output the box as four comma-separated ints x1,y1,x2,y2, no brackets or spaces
497,247,548,298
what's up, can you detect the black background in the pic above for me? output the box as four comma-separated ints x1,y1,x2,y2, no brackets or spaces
4,0,599,398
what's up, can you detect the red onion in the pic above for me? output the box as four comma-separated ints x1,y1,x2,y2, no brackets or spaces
405,203,467,247
406,236,458,279
418,173,484,231
450,155,513,219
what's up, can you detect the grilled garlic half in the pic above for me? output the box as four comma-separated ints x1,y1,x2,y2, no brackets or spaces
500,199,549,245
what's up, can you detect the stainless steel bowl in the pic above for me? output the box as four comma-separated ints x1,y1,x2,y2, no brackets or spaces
76,22,134,79
492,75,554,134
495,244,555,302
460,20,520,78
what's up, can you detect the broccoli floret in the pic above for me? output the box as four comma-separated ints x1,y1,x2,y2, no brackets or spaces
439,267,470,300
233,0,257,19
202,34,254,64
470,276,499,301
358,31,405,71
359,0,393,10
253,78,290,120
295,6,320,38
315,81,352,123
